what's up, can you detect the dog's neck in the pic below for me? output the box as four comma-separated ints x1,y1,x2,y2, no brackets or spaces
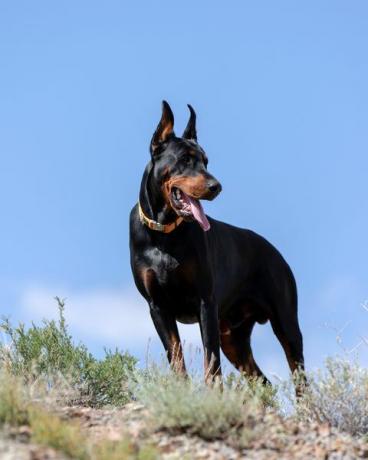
139,162,178,225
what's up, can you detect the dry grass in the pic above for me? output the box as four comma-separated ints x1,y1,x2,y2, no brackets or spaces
285,357,368,436
131,364,277,442
0,369,158,459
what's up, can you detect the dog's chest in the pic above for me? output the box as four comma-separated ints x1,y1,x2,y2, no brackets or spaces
145,247,180,284
144,244,201,293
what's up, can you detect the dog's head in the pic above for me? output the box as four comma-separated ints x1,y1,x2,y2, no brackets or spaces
148,101,222,231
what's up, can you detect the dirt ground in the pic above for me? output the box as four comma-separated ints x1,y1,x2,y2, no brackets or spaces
1,403,368,460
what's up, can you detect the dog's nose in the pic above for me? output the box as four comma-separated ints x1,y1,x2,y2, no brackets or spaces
207,180,222,196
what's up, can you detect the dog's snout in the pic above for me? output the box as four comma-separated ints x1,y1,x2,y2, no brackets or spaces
207,180,222,197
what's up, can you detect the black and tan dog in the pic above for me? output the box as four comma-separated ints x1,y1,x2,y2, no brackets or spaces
129,101,305,386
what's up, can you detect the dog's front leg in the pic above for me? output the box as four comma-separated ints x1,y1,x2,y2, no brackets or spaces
199,299,222,383
150,305,187,376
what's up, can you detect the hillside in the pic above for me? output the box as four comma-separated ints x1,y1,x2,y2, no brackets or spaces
1,301,368,459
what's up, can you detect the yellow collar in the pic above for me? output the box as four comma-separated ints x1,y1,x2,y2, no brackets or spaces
138,202,183,233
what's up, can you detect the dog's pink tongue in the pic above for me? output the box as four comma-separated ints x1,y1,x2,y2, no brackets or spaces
187,196,210,231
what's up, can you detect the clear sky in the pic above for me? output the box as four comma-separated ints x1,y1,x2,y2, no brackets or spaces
1,1,367,379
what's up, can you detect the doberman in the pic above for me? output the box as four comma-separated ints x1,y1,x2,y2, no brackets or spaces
129,101,305,387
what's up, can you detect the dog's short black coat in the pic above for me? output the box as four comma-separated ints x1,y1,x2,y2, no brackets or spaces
129,101,305,386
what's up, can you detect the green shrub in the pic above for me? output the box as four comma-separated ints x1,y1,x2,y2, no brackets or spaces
0,297,137,407
0,298,94,379
83,348,136,407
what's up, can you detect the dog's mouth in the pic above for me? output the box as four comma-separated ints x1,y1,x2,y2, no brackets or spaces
170,187,210,232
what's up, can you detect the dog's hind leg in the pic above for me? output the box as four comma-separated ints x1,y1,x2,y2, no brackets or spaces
270,315,304,375
269,277,306,395
219,317,270,384
270,313,306,396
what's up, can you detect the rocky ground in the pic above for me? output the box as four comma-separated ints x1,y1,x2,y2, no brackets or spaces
1,403,368,460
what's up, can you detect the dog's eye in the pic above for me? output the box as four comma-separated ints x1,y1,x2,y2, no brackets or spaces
183,155,193,165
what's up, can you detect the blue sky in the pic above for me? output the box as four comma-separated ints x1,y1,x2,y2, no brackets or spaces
1,1,368,378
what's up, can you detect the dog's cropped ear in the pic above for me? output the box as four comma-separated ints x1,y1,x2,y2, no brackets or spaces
182,104,197,142
150,100,175,155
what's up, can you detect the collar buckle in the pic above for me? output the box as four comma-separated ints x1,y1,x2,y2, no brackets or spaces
138,202,183,234
150,221,164,232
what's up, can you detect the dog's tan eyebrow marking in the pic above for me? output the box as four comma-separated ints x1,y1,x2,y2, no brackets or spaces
162,166,171,177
